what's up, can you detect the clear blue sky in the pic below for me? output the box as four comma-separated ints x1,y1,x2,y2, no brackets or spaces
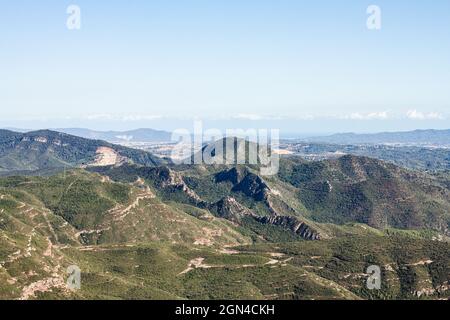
1,1,449,134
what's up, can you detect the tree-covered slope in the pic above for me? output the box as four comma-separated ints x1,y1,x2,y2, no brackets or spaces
279,155,450,234
0,129,165,173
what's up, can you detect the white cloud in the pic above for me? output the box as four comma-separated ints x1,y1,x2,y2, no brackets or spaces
232,114,286,121
342,111,389,120
292,114,316,120
231,113,316,121
85,114,114,120
233,113,264,121
85,114,162,121
121,115,162,121
406,110,444,120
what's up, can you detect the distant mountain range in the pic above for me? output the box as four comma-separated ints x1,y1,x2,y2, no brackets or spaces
54,128,450,146
1,128,173,143
55,128,173,143
0,129,165,173
6,127,450,146
305,129,450,145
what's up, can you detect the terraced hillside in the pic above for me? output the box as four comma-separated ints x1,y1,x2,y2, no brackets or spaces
0,171,248,246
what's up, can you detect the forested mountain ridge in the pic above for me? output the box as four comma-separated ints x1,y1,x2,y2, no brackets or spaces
0,129,165,173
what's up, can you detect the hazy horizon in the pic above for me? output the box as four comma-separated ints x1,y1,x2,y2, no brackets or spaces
1,1,449,134
2,122,450,140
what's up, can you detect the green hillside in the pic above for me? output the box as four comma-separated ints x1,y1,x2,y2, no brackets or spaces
279,155,450,233
0,140,449,300
0,129,165,173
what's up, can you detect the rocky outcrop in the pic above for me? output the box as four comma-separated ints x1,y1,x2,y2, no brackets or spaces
215,167,304,221
210,196,256,223
90,147,129,167
215,167,270,201
211,196,324,240
153,166,207,206
232,172,271,201
214,167,248,185
255,215,323,240
414,281,450,298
